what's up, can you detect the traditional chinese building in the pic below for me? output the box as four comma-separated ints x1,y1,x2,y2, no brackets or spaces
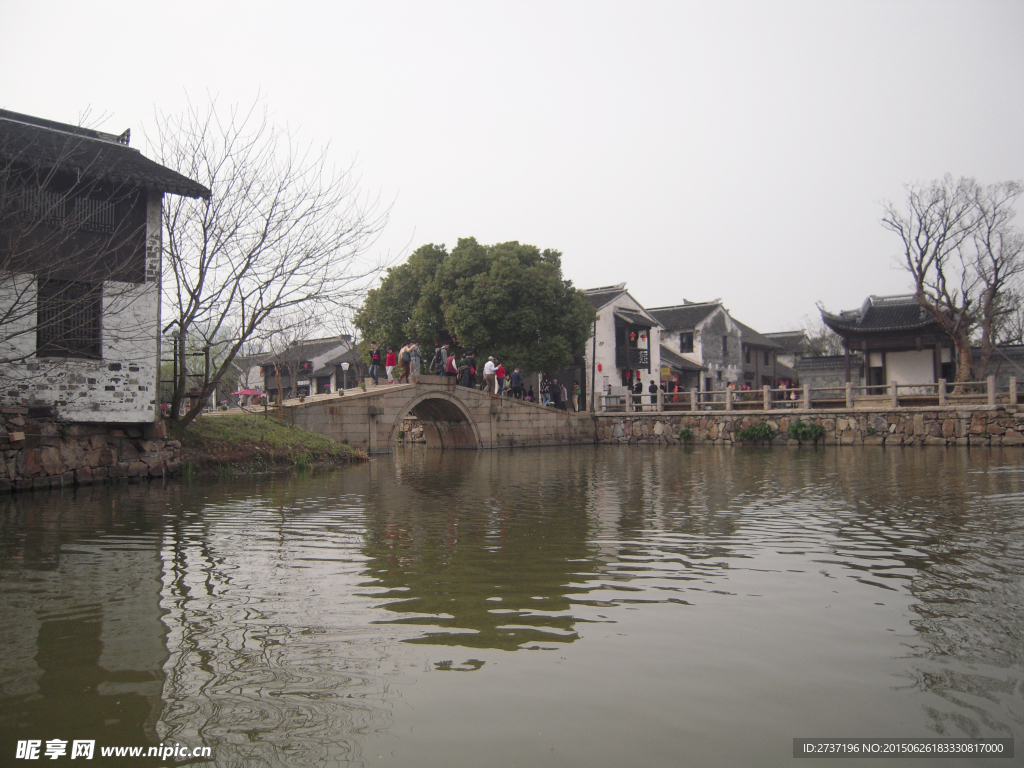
820,294,954,389
583,284,663,397
0,109,209,422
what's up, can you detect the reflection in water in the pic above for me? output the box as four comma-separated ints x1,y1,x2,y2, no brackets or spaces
0,446,1021,767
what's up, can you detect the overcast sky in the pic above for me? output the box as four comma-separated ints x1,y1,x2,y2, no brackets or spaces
4,0,1023,332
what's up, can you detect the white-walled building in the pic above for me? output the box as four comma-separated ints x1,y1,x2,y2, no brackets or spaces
583,284,662,397
0,109,209,423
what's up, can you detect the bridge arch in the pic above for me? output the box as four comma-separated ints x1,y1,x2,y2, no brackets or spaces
388,390,481,450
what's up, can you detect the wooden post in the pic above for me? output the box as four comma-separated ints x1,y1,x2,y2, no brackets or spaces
763,385,771,411
725,387,733,411
657,388,664,412
938,378,946,406
690,388,698,412
802,383,810,410
845,381,853,409
626,388,633,413
890,380,899,409
987,375,996,406
1010,377,1018,406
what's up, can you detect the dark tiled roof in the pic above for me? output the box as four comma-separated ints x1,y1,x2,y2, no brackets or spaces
659,345,704,372
313,345,364,377
0,109,210,199
584,284,627,310
763,331,807,353
648,302,720,330
271,335,351,364
613,308,659,328
821,295,938,334
734,320,783,349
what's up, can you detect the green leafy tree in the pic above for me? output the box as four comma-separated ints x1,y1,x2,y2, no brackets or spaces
354,238,595,374
435,238,594,373
354,243,447,359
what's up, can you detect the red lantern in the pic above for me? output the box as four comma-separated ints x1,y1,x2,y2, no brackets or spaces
640,332,647,341
598,363,602,372
630,331,636,341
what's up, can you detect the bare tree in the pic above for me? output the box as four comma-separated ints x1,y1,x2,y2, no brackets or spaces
150,97,388,426
969,182,1024,373
0,118,157,369
801,313,845,357
882,175,1023,382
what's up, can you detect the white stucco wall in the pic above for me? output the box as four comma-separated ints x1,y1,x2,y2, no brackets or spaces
887,350,935,389
0,273,39,362
0,192,163,422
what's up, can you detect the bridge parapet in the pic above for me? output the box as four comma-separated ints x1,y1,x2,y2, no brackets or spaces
281,376,594,453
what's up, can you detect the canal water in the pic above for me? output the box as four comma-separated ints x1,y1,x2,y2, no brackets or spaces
1,446,1022,767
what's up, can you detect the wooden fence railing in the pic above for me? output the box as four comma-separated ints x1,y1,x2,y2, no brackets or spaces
596,376,1018,413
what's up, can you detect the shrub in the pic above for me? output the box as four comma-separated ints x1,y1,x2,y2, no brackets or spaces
736,422,775,442
789,420,825,443
677,427,694,441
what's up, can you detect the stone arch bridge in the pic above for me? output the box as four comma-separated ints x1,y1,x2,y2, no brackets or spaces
281,376,593,454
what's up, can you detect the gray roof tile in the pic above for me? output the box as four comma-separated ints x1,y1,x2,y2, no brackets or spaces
1,109,209,199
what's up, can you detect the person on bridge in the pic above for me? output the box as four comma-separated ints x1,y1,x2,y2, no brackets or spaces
409,342,422,382
445,353,458,379
429,342,448,374
398,344,411,383
495,362,506,395
549,378,562,409
368,342,381,386
510,368,523,399
385,347,397,384
483,357,497,393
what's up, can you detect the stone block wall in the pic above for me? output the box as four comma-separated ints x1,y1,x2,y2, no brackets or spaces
593,406,1024,447
0,406,180,493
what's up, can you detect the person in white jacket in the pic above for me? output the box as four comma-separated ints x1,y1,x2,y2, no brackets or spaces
483,357,497,393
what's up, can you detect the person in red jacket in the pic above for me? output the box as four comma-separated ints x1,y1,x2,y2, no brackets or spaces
385,347,397,384
495,363,506,395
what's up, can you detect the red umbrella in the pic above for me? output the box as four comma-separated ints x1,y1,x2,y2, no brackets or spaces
232,389,266,397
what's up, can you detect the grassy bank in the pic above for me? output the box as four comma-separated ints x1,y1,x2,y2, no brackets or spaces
171,413,367,476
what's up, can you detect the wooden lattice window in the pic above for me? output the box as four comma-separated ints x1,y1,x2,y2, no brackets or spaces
22,188,66,226
73,197,116,233
36,279,101,359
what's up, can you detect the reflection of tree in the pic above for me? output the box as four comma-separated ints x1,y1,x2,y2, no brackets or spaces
362,450,601,651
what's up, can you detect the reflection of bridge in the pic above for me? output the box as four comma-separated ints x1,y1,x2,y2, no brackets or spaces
281,375,593,454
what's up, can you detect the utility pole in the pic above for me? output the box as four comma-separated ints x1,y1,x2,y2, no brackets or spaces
590,316,598,413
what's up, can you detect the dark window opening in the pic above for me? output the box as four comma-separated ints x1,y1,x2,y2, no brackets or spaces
743,344,750,364
36,280,101,359
764,350,770,365
22,188,66,226
679,332,693,353
73,197,116,233
722,336,728,355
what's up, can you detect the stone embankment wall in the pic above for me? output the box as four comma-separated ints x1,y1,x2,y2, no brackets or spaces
0,406,180,492
594,406,1024,446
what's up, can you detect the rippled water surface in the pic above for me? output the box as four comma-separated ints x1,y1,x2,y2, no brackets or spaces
2,446,1023,767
